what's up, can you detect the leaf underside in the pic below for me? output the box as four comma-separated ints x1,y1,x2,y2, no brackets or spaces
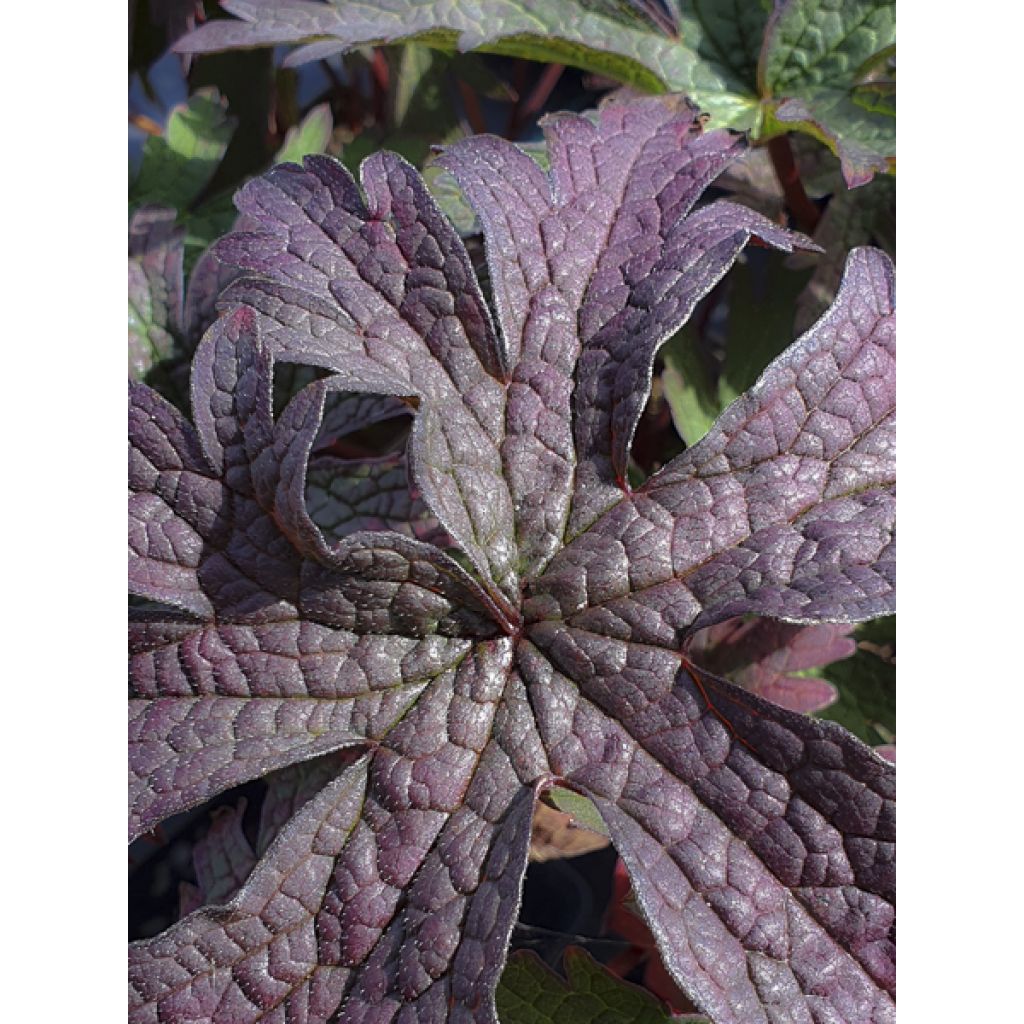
129,94,895,1024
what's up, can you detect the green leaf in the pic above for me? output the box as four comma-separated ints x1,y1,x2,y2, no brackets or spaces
130,88,237,209
661,256,812,446
716,257,812,406
273,103,334,165
178,0,764,127
765,90,895,187
544,787,609,838
674,0,772,93
497,947,692,1024
178,1,896,180
758,0,895,185
816,616,895,747
759,0,895,96
661,324,720,447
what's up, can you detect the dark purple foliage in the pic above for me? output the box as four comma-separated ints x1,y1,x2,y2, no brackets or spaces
129,94,895,1024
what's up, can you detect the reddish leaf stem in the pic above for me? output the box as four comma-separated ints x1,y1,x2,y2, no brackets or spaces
456,79,488,135
507,63,565,139
370,48,389,125
767,134,821,235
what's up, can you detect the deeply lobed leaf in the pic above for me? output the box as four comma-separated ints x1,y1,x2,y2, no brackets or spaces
130,95,895,1024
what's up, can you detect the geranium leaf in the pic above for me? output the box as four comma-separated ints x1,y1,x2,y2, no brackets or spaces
759,0,895,187
765,92,895,189
129,309,504,839
211,152,519,599
440,97,815,567
515,645,894,1024
759,0,896,98
257,750,359,855
130,97,895,1024
526,246,895,635
176,0,696,99
176,1,895,182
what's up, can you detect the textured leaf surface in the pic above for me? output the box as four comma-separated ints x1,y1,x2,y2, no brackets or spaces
177,1,894,182
496,947,685,1023
759,0,896,186
211,150,519,597
439,96,813,567
130,98,895,1024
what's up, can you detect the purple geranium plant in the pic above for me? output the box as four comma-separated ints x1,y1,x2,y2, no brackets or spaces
129,94,895,1024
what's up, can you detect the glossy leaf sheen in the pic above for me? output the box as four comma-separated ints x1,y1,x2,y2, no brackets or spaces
129,96,895,1024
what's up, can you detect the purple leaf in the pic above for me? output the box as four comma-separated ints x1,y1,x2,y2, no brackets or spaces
256,750,360,856
212,152,518,600
129,309,503,839
524,246,894,636
130,96,895,1024
686,617,853,714
439,96,817,570
516,644,894,1023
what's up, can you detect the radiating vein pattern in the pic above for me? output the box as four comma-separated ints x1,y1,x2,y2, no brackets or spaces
130,94,895,1024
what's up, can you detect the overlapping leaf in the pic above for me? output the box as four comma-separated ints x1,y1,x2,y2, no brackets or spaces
759,1,896,186
129,95,895,1024
129,97,338,406
686,616,852,714
177,0,895,185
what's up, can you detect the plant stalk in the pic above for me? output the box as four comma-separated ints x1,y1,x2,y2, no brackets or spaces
767,134,821,235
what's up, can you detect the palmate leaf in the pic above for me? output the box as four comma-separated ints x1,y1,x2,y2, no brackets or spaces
176,0,895,185
129,95,895,1024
